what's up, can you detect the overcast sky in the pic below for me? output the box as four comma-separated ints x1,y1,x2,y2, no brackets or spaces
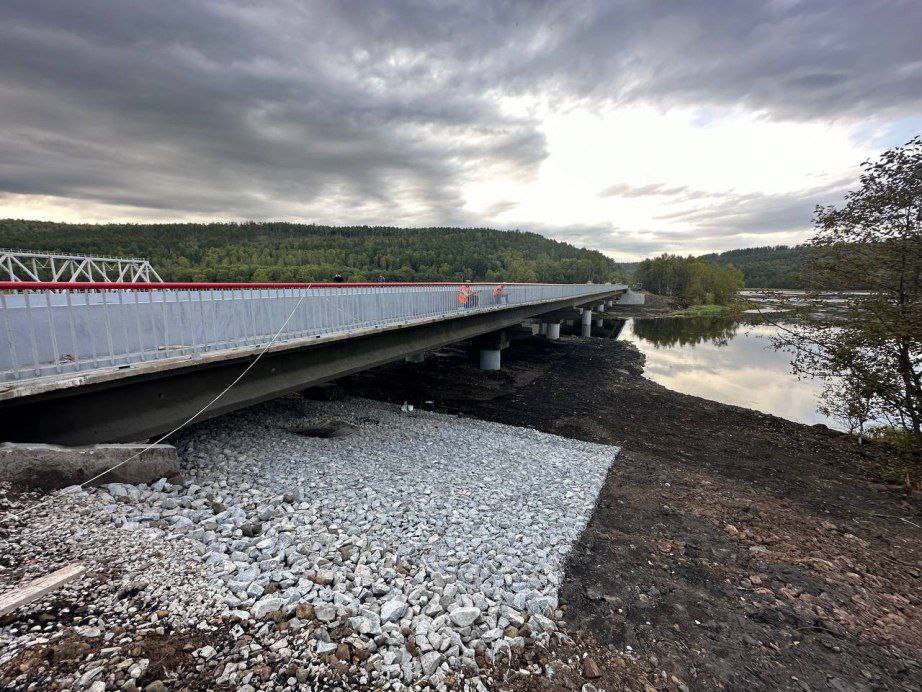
1,1,919,259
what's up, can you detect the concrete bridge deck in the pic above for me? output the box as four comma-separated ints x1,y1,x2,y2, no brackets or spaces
0,281,626,444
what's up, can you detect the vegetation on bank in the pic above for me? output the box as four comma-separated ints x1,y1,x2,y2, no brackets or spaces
0,220,624,284
671,304,740,317
633,254,745,307
769,136,921,474
699,245,806,288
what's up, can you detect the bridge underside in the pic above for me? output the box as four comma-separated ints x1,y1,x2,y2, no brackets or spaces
0,290,621,444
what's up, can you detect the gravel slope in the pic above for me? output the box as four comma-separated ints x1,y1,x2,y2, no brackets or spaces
0,396,618,690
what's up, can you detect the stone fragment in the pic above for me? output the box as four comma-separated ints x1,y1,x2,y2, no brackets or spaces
449,606,480,627
381,599,408,623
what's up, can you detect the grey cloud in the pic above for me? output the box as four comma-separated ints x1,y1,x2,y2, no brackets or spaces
0,0,546,224
599,183,692,198
654,178,853,239
0,0,917,252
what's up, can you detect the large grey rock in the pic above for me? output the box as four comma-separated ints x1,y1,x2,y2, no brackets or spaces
252,597,285,619
380,599,407,623
0,443,180,489
448,606,480,627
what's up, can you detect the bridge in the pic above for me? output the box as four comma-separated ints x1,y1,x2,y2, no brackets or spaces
0,281,627,444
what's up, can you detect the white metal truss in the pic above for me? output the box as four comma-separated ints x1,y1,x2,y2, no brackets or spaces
0,249,163,283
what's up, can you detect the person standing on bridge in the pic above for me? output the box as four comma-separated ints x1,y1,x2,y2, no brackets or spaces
458,281,474,309
332,273,345,283
491,282,507,305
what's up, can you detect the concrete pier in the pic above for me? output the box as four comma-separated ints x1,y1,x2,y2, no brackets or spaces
546,322,561,340
479,348,501,370
581,309,593,337
595,318,603,327
539,322,548,335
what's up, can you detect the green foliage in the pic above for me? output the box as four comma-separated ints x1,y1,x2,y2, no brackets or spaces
771,136,922,445
0,220,624,284
672,304,736,317
633,254,744,306
699,245,806,288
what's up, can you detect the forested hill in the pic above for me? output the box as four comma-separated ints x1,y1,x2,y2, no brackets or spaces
699,245,806,288
0,220,622,283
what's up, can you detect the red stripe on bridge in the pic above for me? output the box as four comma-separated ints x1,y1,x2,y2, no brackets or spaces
0,281,578,291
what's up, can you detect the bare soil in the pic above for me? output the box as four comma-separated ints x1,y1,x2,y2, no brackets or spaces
339,335,922,691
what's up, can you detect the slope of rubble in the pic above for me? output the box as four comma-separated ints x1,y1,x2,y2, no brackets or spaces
0,397,618,690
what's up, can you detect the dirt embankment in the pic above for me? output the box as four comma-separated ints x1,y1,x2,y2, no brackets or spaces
340,336,922,691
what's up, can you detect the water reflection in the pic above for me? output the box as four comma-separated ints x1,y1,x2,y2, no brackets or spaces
616,317,838,429
630,316,738,348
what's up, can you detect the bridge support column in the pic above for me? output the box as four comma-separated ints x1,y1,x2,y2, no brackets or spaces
594,318,603,328
597,303,605,312
546,322,561,340
405,352,425,363
473,329,510,371
581,309,593,337
479,348,502,370
539,322,547,335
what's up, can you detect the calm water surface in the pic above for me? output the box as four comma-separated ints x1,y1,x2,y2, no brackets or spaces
617,316,837,428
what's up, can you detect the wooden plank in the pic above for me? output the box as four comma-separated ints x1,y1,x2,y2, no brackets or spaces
0,563,86,617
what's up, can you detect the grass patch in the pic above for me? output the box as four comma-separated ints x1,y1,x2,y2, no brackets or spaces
672,304,732,317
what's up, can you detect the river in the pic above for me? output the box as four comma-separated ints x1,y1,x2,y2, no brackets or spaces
614,315,839,428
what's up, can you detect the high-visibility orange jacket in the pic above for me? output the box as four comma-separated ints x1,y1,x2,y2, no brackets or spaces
492,284,504,297
458,284,471,305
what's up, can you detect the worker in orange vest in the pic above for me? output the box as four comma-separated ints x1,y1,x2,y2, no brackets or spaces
458,281,473,308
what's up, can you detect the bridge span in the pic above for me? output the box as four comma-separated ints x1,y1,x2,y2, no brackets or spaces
0,281,626,444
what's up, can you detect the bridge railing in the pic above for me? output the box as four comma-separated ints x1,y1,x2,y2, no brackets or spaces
0,282,622,383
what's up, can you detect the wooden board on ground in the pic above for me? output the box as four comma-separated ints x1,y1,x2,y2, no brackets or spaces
0,563,86,616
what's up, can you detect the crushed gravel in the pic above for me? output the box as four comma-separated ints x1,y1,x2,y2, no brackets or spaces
0,396,618,690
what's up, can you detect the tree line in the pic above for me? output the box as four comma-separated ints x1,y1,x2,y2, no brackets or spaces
0,221,623,284
633,254,745,306
698,245,805,288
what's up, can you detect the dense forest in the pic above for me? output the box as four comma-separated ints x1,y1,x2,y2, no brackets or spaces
698,245,806,288
634,254,745,305
0,220,623,284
